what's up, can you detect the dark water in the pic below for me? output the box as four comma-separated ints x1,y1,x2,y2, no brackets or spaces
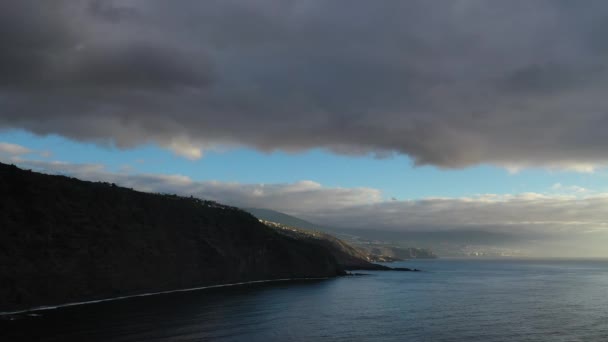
3,259,608,341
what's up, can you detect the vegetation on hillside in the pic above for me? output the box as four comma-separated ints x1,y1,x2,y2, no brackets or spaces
0,163,344,311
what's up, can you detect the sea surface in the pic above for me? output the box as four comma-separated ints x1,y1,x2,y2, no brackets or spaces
3,258,608,341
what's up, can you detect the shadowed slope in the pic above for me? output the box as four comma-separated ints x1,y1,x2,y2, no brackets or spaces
0,163,344,312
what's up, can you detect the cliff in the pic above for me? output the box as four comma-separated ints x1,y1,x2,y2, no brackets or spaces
0,163,344,312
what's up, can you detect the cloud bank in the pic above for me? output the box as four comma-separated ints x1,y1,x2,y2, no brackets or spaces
0,142,31,156
7,156,607,247
2,1,608,169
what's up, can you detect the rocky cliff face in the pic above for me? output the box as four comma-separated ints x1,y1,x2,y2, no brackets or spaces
0,163,344,312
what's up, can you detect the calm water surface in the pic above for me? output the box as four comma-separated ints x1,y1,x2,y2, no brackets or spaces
3,259,608,341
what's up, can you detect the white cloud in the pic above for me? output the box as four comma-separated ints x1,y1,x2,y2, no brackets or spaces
506,162,601,174
0,142,31,156
307,194,608,236
551,183,590,195
0,142,53,161
9,158,608,242
164,137,204,160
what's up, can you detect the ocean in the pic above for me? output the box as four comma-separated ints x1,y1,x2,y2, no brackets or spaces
3,258,608,341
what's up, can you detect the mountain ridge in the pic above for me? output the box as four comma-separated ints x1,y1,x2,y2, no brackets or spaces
0,163,348,312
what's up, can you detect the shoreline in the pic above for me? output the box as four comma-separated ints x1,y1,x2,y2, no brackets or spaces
0,277,329,317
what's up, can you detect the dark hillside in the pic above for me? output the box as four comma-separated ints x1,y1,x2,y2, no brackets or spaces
0,163,343,312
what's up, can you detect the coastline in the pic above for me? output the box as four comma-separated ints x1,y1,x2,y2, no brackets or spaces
0,277,329,317
1,264,420,317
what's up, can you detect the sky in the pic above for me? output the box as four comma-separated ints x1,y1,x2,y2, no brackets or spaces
2,1,608,256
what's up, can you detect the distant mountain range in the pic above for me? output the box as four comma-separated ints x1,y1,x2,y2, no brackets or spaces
246,208,437,259
245,208,525,257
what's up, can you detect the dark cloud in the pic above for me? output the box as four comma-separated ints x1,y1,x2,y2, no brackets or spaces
88,0,138,23
2,1,608,168
69,43,213,88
